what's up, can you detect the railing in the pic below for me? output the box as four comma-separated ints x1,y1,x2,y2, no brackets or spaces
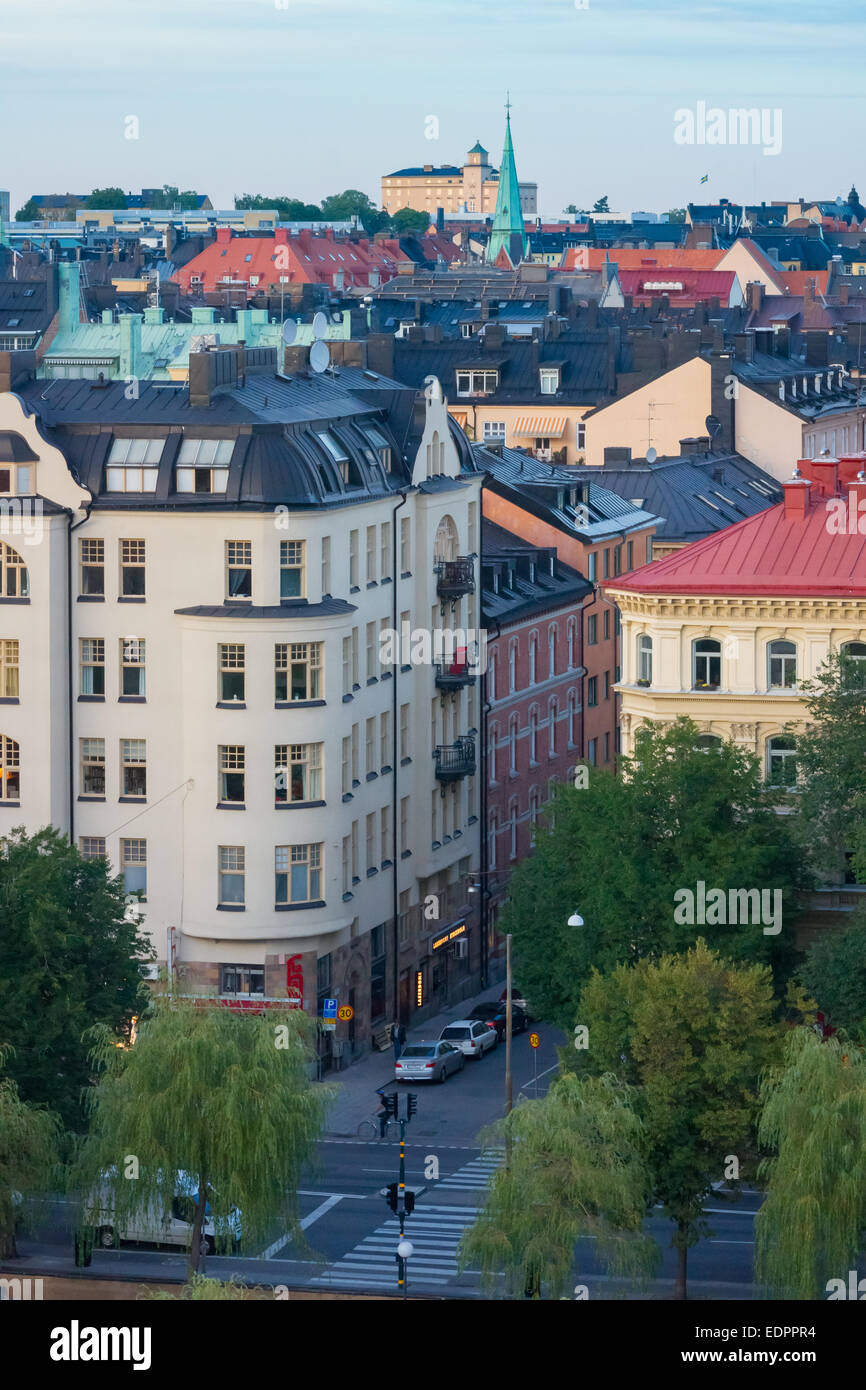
433,735,476,781
434,556,475,600
434,660,475,691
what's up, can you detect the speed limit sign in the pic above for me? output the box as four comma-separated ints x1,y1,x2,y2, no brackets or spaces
529,1032,540,1049
337,1005,354,1022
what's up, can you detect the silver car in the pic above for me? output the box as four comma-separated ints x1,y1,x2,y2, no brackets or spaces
395,1041,465,1083
439,1019,498,1059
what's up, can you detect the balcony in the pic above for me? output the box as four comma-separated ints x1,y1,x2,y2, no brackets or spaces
434,556,475,603
433,735,476,782
434,659,475,692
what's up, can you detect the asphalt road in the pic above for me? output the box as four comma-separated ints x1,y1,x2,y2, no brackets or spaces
10,1026,761,1299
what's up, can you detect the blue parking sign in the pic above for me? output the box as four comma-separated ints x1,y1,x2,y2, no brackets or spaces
323,998,338,1019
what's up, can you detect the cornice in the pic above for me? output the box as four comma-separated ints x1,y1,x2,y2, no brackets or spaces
610,592,866,623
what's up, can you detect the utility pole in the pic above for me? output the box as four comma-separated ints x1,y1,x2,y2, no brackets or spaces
505,933,513,1117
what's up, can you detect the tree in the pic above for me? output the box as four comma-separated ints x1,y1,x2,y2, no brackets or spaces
459,1072,658,1298
665,208,686,224
391,207,431,235
563,204,582,216
798,910,866,1037
578,942,780,1298
0,1047,62,1258
592,195,610,213
0,827,150,1130
320,189,389,233
71,997,333,1278
234,193,324,221
755,1027,866,1299
147,186,202,211
503,718,805,1029
794,650,866,882
14,199,40,222
84,188,128,210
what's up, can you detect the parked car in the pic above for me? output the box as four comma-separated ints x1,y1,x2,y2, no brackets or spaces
395,1041,464,1083
467,1001,528,1041
499,986,534,1020
439,1019,499,1059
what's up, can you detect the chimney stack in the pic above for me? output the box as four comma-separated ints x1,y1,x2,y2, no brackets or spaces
782,467,811,520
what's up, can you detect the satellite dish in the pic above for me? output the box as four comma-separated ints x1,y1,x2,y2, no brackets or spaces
705,414,723,439
310,339,330,373
646,447,658,463
281,318,297,345
312,311,328,340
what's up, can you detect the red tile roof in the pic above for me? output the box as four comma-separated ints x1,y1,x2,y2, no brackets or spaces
778,269,830,296
607,458,866,598
172,228,413,294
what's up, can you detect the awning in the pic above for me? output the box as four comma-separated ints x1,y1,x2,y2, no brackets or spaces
450,410,469,427
513,415,568,438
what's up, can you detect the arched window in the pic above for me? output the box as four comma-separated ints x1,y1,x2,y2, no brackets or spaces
568,689,577,747
528,633,537,685
488,655,496,701
529,790,539,846
548,625,557,677
509,799,518,860
0,542,29,599
549,697,557,755
637,634,653,684
509,715,518,774
567,619,576,669
489,814,498,869
0,735,20,800
508,640,517,693
529,707,538,764
695,734,722,751
692,638,721,689
767,735,798,787
433,514,458,562
768,640,797,689
840,643,866,687
489,722,498,782
841,641,866,661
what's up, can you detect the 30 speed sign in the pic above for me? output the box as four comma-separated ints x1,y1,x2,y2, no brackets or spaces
529,1032,540,1049
337,1005,354,1022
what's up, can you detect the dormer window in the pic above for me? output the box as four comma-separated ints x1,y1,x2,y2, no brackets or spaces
107,437,163,493
456,370,499,397
540,367,560,395
778,380,785,401
176,438,233,493
461,323,475,338
814,375,822,393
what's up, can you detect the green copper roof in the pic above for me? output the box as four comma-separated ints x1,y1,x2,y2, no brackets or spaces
485,111,529,266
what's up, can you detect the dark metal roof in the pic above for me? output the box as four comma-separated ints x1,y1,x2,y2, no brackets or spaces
480,517,591,624
475,443,658,540
394,331,616,404
175,599,356,619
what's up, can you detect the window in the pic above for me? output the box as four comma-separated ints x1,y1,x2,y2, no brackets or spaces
342,735,351,795
841,642,866,685
317,952,331,995
549,698,557,755
121,739,147,797
548,626,556,677
79,538,104,597
220,963,263,995
349,530,359,587
456,369,499,396
120,539,146,597
351,725,359,783
400,518,411,573
226,541,252,600
508,642,517,693
509,801,518,859
342,834,351,893
218,643,244,703
380,522,391,581
120,637,145,697
646,536,653,564
366,622,377,682
381,805,391,861
604,670,610,700
79,837,106,860
588,738,597,765
400,703,410,761
603,549,610,580
567,620,576,669
219,745,245,804
218,846,245,905
275,642,322,701
693,639,721,689
767,735,798,788
380,711,390,769
603,609,610,640
80,738,105,797
529,634,537,684
637,635,652,684
483,421,506,442
366,526,376,584
321,536,331,595
768,639,797,689
176,438,232,493
106,438,162,492
587,614,597,646
587,676,597,707
275,743,321,803
577,422,586,449
365,717,376,775
400,796,410,855
568,690,577,746
80,638,104,696
540,368,559,394
280,540,305,599
695,734,722,751
587,552,596,583
529,708,538,764
121,839,147,898
627,541,633,571
276,843,322,905
613,545,622,578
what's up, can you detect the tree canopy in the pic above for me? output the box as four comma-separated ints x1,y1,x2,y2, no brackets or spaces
798,910,866,1037
793,650,866,882
84,188,128,210
391,207,431,235
0,1047,62,1258
592,195,610,213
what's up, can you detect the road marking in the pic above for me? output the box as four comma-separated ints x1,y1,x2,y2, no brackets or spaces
298,1189,367,1200
519,1062,560,1088
260,1193,347,1259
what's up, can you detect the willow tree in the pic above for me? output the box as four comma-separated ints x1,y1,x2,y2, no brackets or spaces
458,1072,658,1299
755,1027,866,1299
0,1047,62,1258
71,997,333,1279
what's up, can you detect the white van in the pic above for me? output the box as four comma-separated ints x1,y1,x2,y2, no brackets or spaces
80,1171,241,1256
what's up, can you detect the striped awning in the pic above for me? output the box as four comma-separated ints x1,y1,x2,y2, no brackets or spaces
513,415,567,438
450,410,469,427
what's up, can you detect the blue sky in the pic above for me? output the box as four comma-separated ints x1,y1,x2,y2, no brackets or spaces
1,0,861,216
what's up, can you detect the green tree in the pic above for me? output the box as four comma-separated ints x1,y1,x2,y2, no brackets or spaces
15,199,40,222
320,189,389,233
0,827,150,1130
666,208,686,223
798,910,866,1037
84,188,128,210
794,650,866,881
234,194,323,221
756,1027,866,1299
0,1047,62,1258
578,942,780,1298
504,718,805,1029
459,1072,658,1298
391,207,431,235
563,204,582,216
592,195,610,213
71,997,333,1278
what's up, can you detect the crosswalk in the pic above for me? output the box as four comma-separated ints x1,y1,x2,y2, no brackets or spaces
311,1205,479,1290
434,1148,505,1191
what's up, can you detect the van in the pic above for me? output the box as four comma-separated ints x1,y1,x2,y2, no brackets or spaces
75,1170,241,1262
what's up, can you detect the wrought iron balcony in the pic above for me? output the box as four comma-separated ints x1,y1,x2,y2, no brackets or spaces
434,659,476,692
434,556,475,602
433,735,476,782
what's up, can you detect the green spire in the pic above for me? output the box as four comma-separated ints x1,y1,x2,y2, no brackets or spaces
486,95,529,266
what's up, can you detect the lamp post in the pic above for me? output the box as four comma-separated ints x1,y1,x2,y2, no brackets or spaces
397,1238,413,1299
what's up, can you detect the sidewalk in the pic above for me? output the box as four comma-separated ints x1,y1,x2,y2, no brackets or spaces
320,980,506,1137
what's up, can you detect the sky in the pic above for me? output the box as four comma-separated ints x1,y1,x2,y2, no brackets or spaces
1,0,862,218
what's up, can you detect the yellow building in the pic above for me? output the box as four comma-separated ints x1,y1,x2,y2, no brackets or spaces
382,140,537,218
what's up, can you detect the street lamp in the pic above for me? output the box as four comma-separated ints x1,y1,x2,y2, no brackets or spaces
397,1238,413,1300
568,912,585,927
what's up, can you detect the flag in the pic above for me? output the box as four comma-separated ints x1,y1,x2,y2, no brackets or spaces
700,174,709,185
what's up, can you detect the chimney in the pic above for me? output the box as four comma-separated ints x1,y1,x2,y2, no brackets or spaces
804,277,816,302
679,437,699,456
782,467,811,519
746,281,765,313
189,349,216,407
365,332,396,379
282,344,309,375
847,468,866,517
119,313,142,380
773,324,791,358
274,228,289,245
709,318,725,353
840,282,850,305
216,227,231,246
805,333,830,366
483,323,506,349
803,454,839,497
57,262,81,335
734,331,755,362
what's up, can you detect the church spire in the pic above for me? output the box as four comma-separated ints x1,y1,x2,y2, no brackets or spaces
485,95,529,266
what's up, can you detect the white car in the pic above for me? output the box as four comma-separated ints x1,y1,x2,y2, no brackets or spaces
439,1019,498,1059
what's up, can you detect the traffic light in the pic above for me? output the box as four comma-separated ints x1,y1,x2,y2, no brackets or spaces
404,1190,415,1216
383,1092,399,1119
385,1182,399,1212
407,1092,418,1120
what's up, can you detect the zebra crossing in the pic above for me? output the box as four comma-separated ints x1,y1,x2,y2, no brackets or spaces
310,1205,479,1290
434,1148,505,1191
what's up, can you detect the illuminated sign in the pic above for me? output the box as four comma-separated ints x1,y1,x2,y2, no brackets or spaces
431,921,467,952
415,971,424,1007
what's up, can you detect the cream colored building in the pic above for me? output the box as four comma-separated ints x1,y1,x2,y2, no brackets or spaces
382,141,537,218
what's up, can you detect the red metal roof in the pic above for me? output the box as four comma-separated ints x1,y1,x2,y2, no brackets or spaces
564,247,722,273
607,460,866,598
172,229,413,294
612,267,738,306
